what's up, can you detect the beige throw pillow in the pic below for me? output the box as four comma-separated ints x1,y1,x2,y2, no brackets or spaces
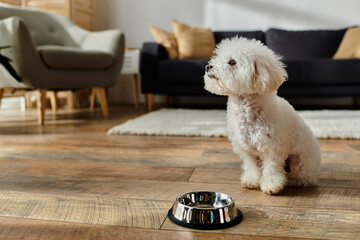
172,19,216,59
333,27,360,59
149,25,178,59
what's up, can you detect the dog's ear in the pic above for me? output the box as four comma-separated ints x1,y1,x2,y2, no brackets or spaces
252,53,287,94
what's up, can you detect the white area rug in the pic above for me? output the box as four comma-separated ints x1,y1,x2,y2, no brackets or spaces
107,108,360,139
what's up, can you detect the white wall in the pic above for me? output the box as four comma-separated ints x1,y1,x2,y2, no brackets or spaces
94,0,360,104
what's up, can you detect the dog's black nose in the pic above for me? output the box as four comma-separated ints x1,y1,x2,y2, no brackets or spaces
205,64,213,72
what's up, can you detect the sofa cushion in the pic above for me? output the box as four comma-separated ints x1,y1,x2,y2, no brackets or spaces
38,45,114,70
214,31,265,44
172,20,216,59
149,25,178,59
266,28,346,60
333,27,360,59
284,58,360,86
159,59,208,85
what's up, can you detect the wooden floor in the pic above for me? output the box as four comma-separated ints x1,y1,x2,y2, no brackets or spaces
0,105,359,240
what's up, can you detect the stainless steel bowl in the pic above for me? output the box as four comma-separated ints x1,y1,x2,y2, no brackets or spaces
168,191,242,230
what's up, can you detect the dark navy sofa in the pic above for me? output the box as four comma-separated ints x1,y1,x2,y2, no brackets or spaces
140,28,360,109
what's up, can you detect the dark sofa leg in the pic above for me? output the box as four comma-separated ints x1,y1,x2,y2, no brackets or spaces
147,94,154,111
165,95,170,107
353,96,359,109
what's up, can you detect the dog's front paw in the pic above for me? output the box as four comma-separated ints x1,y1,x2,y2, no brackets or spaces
241,173,260,189
261,185,284,195
241,180,260,189
260,175,286,195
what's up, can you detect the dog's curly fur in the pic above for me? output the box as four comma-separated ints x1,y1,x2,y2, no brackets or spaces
204,37,321,195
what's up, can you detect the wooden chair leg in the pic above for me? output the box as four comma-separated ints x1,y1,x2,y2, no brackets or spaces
146,93,154,111
0,89,3,110
95,87,109,117
48,91,58,112
68,91,75,109
37,89,46,125
90,88,96,110
132,74,139,110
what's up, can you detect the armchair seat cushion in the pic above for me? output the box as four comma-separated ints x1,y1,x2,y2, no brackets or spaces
38,45,114,70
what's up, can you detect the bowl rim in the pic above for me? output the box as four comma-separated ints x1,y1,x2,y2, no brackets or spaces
174,190,235,210
168,208,243,230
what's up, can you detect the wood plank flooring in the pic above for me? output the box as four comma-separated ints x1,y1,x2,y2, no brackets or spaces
0,105,360,239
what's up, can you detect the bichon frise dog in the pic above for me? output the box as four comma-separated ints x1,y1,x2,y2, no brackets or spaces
204,37,321,195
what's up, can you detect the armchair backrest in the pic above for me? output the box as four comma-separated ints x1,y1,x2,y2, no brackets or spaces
0,5,80,47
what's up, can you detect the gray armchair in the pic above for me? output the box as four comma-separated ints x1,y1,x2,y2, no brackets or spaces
0,5,125,124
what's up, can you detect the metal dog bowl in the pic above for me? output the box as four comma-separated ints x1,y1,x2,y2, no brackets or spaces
168,191,243,230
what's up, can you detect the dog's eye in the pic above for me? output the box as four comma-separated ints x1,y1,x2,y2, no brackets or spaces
228,59,236,66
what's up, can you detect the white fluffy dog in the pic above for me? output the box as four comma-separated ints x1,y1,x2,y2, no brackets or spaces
204,37,321,195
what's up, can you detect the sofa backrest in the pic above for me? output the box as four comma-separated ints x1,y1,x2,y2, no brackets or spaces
213,31,265,44
265,28,347,59
0,5,79,47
